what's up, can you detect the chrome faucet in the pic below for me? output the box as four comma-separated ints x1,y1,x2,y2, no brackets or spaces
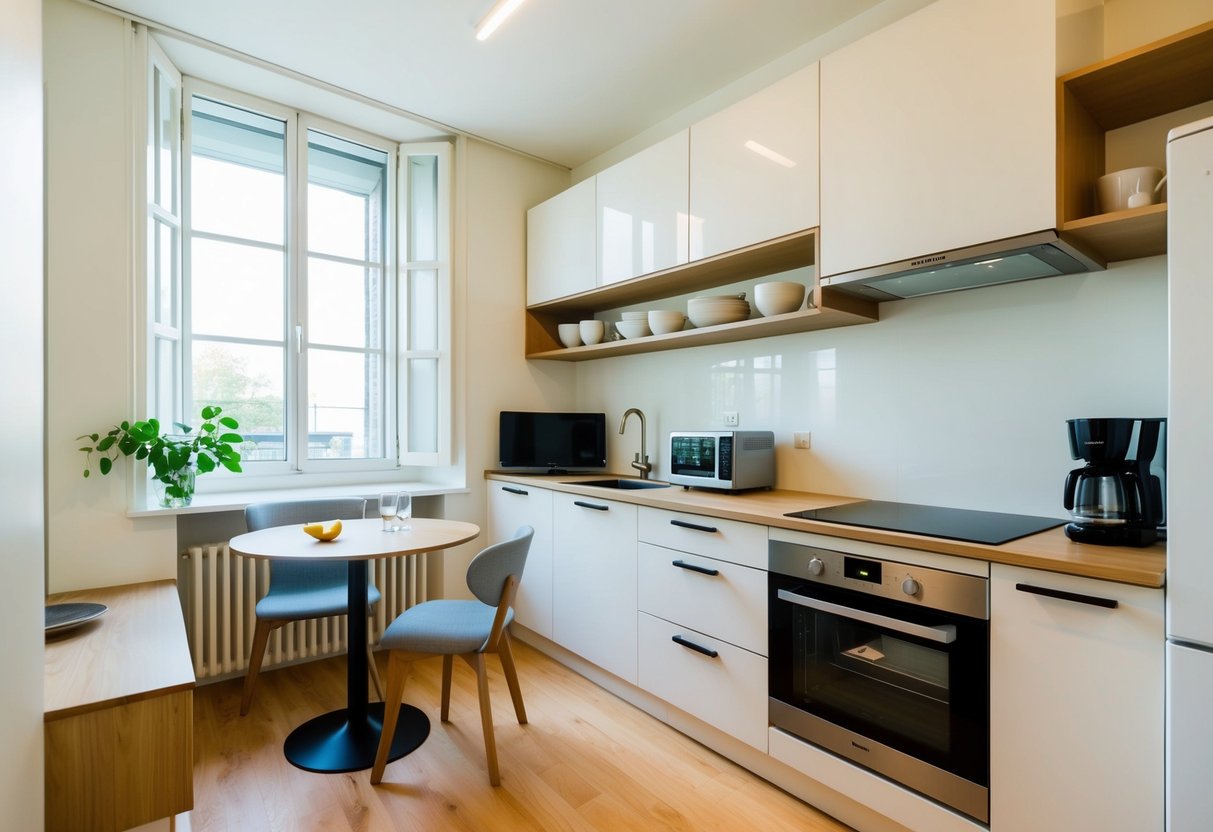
619,408,652,479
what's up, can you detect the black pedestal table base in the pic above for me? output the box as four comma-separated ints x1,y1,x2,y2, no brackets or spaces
284,703,430,773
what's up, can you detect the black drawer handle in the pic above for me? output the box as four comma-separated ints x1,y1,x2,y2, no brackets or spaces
1015,583,1118,609
501,486,528,496
672,559,719,577
670,519,718,534
573,500,608,511
672,635,718,658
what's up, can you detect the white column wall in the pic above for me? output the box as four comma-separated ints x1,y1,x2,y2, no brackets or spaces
0,0,46,826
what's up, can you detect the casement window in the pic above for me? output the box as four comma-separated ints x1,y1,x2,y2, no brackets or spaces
144,44,451,490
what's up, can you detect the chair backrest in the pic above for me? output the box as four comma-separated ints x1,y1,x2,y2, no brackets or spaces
467,525,534,607
245,498,368,593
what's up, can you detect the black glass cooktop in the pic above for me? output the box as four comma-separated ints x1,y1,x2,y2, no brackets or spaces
784,500,1065,545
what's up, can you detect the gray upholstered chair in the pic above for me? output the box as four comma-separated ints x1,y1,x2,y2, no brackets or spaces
370,525,534,786
240,498,384,715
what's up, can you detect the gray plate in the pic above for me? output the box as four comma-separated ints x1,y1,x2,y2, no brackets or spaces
45,602,107,633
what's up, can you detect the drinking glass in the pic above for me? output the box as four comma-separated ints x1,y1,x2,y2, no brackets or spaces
395,493,412,531
378,492,399,531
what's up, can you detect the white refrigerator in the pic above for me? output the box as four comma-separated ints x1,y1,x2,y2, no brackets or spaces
1167,114,1213,832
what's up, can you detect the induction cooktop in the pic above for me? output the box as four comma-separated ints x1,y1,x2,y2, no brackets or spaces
784,500,1065,545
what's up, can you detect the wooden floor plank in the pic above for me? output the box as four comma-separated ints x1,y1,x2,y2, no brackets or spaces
187,639,853,832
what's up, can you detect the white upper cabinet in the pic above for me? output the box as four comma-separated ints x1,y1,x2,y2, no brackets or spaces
690,64,820,260
597,129,690,285
819,0,1055,277
526,176,596,306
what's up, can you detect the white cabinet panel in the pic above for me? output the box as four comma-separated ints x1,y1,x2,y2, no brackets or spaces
990,564,1163,832
526,177,596,306
638,612,768,751
1168,642,1213,832
690,64,819,260
552,493,638,683
597,130,689,285
487,482,554,639
637,542,767,656
819,0,1054,277
637,506,766,570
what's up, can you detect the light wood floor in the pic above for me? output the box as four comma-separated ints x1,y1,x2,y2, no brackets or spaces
188,637,854,831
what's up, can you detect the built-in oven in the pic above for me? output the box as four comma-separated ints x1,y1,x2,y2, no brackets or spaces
769,539,990,823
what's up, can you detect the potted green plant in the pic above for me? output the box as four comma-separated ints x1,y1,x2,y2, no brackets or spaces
78,405,244,507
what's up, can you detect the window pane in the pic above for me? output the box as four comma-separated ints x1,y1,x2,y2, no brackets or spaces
407,268,437,351
154,69,177,212
307,348,383,459
190,97,285,244
190,238,284,340
407,155,438,262
408,357,438,453
155,219,176,326
307,130,387,261
192,341,285,461
308,258,382,349
155,336,178,426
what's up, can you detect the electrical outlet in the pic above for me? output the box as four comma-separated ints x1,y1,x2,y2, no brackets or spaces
723,411,739,427
793,431,812,449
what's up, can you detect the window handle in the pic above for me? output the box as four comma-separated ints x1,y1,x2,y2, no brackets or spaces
295,323,303,354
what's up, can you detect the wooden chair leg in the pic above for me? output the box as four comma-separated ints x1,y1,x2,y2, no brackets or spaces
440,654,454,722
470,653,500,786
367,644,384,701
497,631,528,725
370,651,411,785
240,618,275,716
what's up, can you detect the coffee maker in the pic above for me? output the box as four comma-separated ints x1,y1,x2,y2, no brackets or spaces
1063,418,1166,547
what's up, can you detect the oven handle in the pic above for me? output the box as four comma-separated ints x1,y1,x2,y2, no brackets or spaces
776,589,958,644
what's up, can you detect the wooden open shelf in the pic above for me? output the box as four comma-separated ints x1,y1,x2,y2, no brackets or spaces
525,229,879,360
1057,20,1213,263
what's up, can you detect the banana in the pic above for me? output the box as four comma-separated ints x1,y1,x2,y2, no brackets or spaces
302,519,343,541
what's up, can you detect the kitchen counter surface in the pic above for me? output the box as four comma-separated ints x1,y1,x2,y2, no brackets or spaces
485,472,1166,587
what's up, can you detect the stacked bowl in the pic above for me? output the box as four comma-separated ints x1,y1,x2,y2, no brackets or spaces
687,293,751,327
754,281,806,316
616,310,651,339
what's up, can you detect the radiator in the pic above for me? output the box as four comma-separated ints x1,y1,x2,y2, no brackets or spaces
179,542,428,681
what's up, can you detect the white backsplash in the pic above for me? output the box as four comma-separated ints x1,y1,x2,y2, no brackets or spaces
576,256,1167,519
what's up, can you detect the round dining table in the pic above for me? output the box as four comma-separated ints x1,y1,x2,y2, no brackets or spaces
229,516,481,773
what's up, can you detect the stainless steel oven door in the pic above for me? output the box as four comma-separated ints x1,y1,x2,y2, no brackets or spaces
769,574,989,823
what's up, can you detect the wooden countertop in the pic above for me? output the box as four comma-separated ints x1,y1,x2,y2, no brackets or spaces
44,580,195,721
486,472,1166,588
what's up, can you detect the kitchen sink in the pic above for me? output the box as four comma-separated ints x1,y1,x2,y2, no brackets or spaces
567,478,671,490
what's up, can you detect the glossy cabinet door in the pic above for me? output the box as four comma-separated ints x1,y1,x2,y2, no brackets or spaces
819,0,1054,277
690,64,819,261
526,177,596,306
486,482,554,639
989,564,1163,832
552,493,638,683
597,129,689,285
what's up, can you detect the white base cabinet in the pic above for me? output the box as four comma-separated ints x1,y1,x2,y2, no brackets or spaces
552,492,638,684
989,564,1163,832
487,482,554,639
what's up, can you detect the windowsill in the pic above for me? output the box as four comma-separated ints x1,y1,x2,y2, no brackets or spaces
127,480,470,518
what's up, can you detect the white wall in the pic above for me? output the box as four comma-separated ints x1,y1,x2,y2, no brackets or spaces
44,0,178,593
0,0,45,826
577,259,1167,519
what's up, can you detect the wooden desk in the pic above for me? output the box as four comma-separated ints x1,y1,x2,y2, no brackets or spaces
229,517,480,773
44,580,195,832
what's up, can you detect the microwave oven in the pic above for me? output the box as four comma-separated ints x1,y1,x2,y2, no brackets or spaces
668,430,775,491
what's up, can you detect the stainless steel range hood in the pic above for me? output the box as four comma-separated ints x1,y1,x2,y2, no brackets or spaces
820,230,1104,301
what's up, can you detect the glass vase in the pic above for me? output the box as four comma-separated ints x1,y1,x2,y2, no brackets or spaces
155,465,196,508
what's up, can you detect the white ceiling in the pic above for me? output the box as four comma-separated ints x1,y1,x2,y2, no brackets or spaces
98,0,886,169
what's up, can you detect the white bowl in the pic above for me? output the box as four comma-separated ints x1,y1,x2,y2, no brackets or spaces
557,323,582,349
754,281,806,316
621,310,649,320
1097,167,1165,213
579,319,606,345
648,310,686,335
616,319,651,339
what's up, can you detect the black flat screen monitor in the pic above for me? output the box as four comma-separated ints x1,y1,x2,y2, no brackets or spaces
499,411,606,474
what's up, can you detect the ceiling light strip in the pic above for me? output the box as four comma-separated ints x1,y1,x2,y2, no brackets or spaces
475,0,528,41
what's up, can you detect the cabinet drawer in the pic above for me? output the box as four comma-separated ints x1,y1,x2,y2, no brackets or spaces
638,612,768,751
637,542,767,656
637,506,766,569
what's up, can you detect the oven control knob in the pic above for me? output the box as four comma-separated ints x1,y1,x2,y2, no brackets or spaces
807,557,825,576
902,577,921,597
